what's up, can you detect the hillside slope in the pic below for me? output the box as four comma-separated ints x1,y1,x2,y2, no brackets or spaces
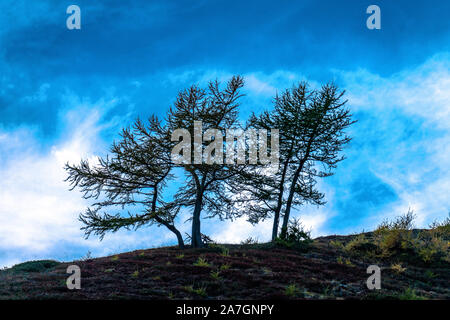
0,232,449,300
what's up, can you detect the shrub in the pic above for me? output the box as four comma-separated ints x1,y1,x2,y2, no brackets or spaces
390,263,406,274
428,214,450,241
193,257,211,267
377,209,415,231
284,283,300,297
374,210,416,258
219,246,230,257
336,256,354,266
374,210,449,264
415,233,448,264
275,218,312,250
424,270,436,279
10,260,60,273
344,234,378,256
131,270,139,278
220,263,231,271
240,237,258,245
210,270,221,280
184,285,207,297
397,287,427,300
330,240,344,249
378,229,415,257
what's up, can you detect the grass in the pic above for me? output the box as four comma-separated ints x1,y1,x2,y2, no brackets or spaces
220,247,230,257
397,288,427,300
193,257,211,267
210,270,221,280
220,263,231,271
391,263,406,274
184,285,208,297
330,240,344,249
336,256,354,266
131,270,139,278
284,284,300,297
424,270,437,279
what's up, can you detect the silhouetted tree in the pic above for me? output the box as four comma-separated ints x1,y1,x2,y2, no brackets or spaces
65,116,185,248
244,82,355,240
167,76,245,248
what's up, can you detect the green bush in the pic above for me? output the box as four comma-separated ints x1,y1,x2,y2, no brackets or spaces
284,283,301,297
10,260,60,273
344,234,378,257
429,214,450,240
397,287,427,300
374,211,449,264
374,210,416,258
275,218,312,250
415,231,449,264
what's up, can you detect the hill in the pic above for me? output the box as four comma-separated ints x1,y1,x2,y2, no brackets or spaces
0,229,448,300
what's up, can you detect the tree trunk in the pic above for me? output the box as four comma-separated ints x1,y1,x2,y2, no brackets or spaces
152,185,185,249
271,158,290,241
280,118,322,239
154,216,185,249
191,189,204,248
272,208,281,241
279,166,302,239
174,228,185,249
168,225,185,249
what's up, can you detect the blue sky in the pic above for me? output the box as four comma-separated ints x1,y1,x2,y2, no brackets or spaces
0,0,449,267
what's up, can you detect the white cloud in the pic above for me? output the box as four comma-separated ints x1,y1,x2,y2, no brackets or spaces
210,208,330,243
339,53,450,128
0,122,91,266
211,217,273,243
0,98,177,267
336,53,450,228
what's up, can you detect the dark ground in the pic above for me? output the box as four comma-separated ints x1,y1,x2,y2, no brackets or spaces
0,232,448,300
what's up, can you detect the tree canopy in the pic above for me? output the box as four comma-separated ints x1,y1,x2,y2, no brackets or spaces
66,77,355,248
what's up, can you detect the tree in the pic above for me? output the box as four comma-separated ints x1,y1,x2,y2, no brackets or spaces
65,116,185,248
245,82,355,240
167,76,245,248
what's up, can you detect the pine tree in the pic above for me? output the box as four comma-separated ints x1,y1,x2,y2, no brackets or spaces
244,82,355,240
65,116,185,248
166,76,245,248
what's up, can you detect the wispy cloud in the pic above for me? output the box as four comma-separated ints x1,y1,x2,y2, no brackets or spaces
0,96,176,267
333,53,450,229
